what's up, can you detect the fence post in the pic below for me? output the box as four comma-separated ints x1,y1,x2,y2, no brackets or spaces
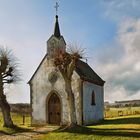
23,115,25,125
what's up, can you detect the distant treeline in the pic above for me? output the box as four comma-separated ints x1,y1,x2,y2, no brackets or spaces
105,100,140,108
0,103,31,114
109,104,140,108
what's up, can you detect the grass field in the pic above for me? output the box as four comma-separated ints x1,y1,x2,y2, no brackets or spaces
0,113,31,134
40,115,140,140
0,108,140,140
105,107,140,118
0,113,30,126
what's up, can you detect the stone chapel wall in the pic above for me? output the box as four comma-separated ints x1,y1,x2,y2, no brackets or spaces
82,81,104,125
31,58,70,125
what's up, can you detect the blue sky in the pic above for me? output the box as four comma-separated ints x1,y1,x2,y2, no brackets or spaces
0,0,140,103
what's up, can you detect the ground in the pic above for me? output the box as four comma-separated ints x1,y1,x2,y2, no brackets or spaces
0,126,59,140
40,115,140,140
0,110,140,140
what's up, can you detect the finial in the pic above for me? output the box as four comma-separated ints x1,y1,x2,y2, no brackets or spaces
54,2,59,15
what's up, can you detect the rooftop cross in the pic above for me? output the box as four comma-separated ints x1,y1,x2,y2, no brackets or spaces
54,2,59,15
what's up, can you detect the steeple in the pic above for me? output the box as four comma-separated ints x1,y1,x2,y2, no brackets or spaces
46,1,66,59
54,15,61,38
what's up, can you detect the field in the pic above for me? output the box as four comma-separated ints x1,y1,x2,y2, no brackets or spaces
105,107,140,118
0,113,30,126
40,115,140,140
0,113,31,134
0,108,140,140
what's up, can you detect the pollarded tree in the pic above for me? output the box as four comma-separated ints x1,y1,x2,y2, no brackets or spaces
0,47,20,127
54,46,83,126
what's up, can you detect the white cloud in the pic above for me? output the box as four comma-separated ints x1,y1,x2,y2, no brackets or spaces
101,0,140,21
94,18,140,102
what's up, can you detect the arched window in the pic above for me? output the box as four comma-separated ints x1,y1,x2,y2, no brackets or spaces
91,91,95,105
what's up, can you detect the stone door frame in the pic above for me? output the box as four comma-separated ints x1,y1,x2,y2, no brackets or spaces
46,90,62,125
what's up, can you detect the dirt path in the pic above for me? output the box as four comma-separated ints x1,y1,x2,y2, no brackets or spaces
0,126,59,140
0,132,40,140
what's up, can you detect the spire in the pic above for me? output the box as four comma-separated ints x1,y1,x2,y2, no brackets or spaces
54,15,61,38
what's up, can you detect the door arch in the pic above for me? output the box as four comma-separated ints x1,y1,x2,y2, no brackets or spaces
48,93,61,125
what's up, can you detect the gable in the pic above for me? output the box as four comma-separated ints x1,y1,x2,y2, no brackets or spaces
28,54,47,84
29,57,105,86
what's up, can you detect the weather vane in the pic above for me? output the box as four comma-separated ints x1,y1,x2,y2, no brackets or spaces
54,1,59,15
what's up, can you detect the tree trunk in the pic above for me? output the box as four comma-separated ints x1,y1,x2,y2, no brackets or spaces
0,76,14,128
65,79,77,126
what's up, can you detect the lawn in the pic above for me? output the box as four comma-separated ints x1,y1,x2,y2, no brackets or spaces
0,112,31,134
0,111,140,140
40,115,140,140
105,107,140,118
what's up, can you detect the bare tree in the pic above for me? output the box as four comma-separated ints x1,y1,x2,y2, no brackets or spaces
0,47,20,128
54,45,83,126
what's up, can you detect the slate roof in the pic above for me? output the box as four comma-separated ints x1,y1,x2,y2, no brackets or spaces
54,15,61,38
75,60,105,86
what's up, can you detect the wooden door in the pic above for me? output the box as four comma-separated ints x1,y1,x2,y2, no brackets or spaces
48,93,61,125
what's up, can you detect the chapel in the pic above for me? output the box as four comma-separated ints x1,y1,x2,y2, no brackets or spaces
28,13,105,125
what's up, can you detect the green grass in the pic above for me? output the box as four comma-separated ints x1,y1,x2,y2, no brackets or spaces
0,112,32,134
0,109,140,139
40,115,140,140
0,112,31,126
105,107,140,118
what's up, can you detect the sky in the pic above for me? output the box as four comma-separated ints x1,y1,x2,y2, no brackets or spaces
0,0,140,103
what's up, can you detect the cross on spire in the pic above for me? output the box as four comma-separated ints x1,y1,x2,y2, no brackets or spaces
54,2,59,15
53,1,61,38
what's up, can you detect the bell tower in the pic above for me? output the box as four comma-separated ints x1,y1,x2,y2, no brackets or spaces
47,2,66,59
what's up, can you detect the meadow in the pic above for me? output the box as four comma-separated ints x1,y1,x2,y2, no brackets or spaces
0,113,31,134
0,107,140,140
104,107,140,118
40,115,140,140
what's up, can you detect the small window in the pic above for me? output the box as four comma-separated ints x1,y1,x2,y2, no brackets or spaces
91,91,95,105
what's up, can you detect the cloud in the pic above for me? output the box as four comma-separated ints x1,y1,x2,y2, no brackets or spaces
101,0,140,21
94,18,140,102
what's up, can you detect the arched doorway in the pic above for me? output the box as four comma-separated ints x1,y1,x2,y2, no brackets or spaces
48,93,61,125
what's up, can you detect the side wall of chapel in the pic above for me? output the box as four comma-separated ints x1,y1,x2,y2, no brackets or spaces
82,81,104,125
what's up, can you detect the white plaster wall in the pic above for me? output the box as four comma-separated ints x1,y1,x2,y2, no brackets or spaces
30,55,82,125
30,56,104,126
83,81,104,125
30,57,70,125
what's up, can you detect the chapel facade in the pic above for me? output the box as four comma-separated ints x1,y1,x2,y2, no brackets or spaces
28,15,105,126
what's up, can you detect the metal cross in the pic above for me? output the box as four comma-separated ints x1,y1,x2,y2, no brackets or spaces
54,2,59,15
